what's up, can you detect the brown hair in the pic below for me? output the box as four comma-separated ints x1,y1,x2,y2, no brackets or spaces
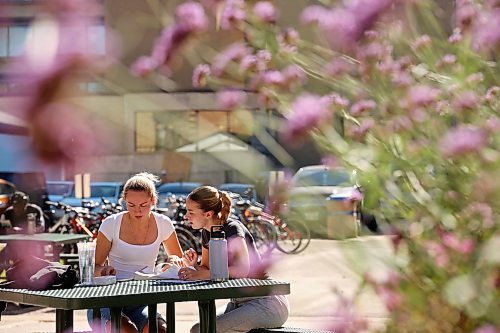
122,172,159,202
187,186,232,224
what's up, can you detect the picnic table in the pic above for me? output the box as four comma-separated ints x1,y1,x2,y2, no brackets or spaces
0,233,88,261
0,278,290,333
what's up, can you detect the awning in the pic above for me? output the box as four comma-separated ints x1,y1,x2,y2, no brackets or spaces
176,132,249,153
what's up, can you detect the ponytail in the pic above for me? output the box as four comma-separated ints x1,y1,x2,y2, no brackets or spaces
188,186,232,224
218,190,232,223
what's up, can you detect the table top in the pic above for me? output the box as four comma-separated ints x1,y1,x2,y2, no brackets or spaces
0,233,88,244
0,278,290,310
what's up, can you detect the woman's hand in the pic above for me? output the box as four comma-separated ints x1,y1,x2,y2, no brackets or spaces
178,267,197,280
99,265,116,276
168,255,186,267
183,248,198,267
156,262,174,272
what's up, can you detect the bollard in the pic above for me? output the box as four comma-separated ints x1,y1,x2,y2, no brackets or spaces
326,194,358,239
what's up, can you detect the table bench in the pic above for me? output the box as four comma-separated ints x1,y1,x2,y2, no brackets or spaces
0,233,88,261
0,278,290,333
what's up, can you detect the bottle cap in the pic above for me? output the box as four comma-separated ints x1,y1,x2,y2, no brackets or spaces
210,225,225,239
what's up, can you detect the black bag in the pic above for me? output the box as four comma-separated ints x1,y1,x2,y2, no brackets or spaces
1,255,79,290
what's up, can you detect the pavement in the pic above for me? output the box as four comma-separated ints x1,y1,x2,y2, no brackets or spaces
0,236,394,332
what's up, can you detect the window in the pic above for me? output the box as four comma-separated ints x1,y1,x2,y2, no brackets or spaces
0,19,106,59
135,109,255,153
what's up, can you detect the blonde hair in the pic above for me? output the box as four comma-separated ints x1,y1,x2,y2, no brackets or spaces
187,186,231,224
122,172,159,201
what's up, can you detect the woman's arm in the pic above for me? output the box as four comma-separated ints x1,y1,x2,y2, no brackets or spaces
162,231,184,258
94,232,115,276
178,247,210,280
227,236,250,278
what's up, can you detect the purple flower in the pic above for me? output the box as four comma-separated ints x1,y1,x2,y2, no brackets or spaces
409,107,427,123
282,64,307,87
7,0,113,165
411,34,432,51
175,2,208,33
347,0,391,37
455,3,478,31
253,1,278,23
217,89,246,109
376,286,403,311
262,70,285,86
326,57,353,76
350,100,377,116
485,117,500,132
356,41,388,61
448,30,463,44
390,116,413,132
465,72,484,84
465,202,494,228
406,85,440,107
424,241,449,268
192,64,211,87
485,86,499,104
437,54,457,67
473,324,499,333
391,71,413,87
220,0,246,30
277,28,300,55
212,42,249,76
130,23,192,77
439,125,487,157
473,10,500,52
328,93,349,108
256,50,272,71
321,155,339,167
278,28,300,46
130,56,158,77
31,103,106,166
300,5,329,25
453,90,479,111
240,55,257,72
282,94,333,141
301,0,391,50
329,295,369,333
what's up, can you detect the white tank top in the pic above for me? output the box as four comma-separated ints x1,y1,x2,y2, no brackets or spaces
98,211,175,279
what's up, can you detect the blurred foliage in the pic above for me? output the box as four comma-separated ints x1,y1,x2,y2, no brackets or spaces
139,0,499,331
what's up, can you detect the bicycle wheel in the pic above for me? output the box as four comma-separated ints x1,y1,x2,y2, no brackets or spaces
275,217,310,254
245,220,276,257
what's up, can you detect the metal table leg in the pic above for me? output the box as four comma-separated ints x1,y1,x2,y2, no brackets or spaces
166,302,175,333
55,309,73,333
148,303,158,333
198,300,216,333
110,307,121,333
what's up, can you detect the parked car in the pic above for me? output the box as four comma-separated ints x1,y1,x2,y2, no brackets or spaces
288,165,378,237
156,182,203,209
218,183,258,202
0,179,16,216
55,181,124,207
46,181,74,202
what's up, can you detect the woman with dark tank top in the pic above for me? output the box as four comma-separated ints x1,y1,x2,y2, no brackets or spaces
179,186,289,333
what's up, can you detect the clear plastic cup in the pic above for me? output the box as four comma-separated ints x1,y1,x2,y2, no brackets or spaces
77,242,96,285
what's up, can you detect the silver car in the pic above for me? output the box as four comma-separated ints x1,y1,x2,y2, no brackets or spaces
288,165,360,236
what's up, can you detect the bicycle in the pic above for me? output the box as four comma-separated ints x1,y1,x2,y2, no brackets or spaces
232,196,311,254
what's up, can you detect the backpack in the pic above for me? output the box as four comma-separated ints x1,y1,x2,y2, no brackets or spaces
1,255,79,290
